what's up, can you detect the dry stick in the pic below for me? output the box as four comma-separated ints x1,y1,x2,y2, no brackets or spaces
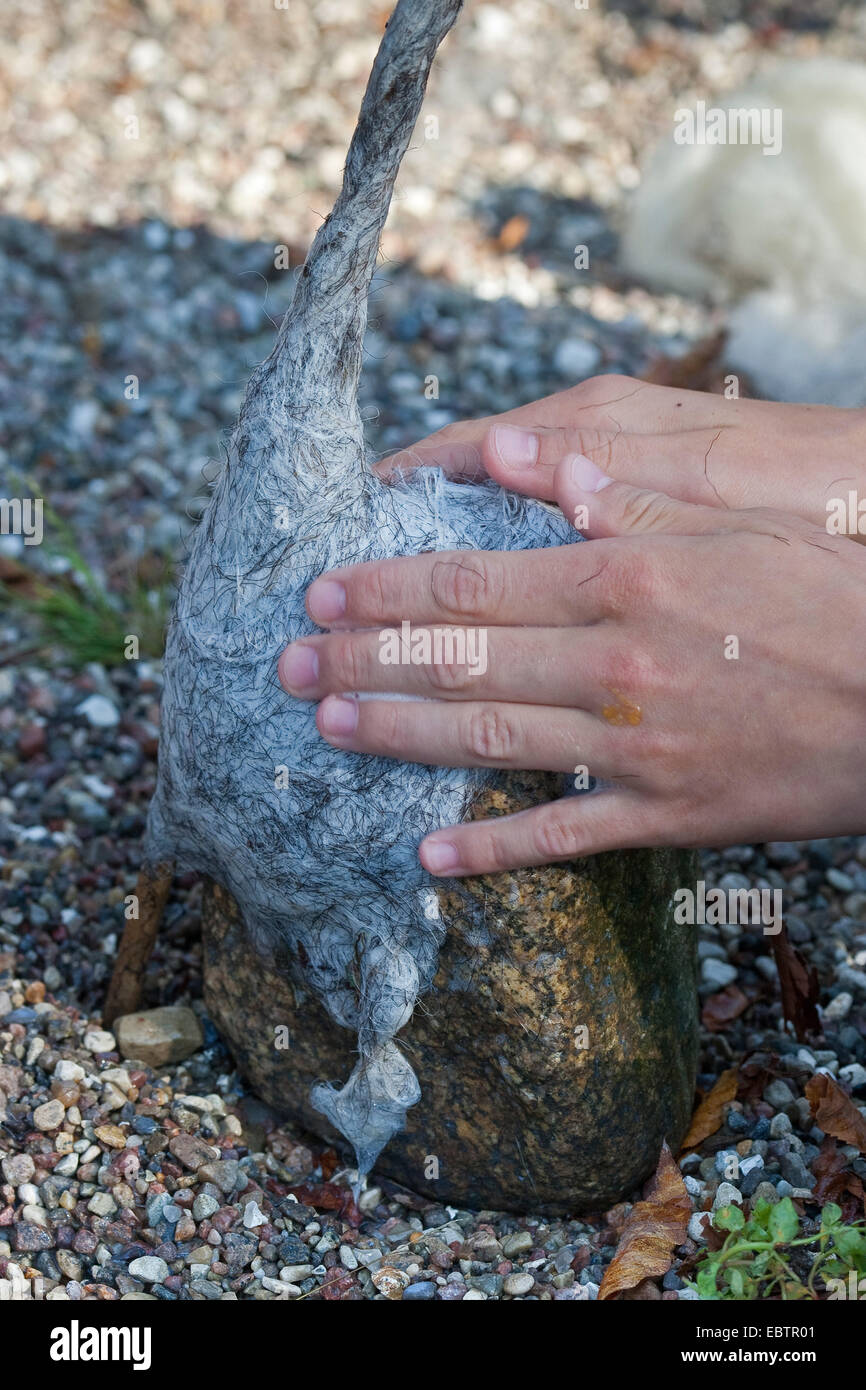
103,860,174,1025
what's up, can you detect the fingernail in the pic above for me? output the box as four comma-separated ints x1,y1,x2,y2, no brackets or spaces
565,452,613,493
307,578,346,623
280,643,319,692
319,695,359,737
491,425,538,469
422,838,461,873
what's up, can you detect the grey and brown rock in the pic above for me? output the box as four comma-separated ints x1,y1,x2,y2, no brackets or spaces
114,1005,203,1067
202,771,699,1213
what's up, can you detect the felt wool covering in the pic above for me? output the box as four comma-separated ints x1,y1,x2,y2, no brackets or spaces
146,0,579,1179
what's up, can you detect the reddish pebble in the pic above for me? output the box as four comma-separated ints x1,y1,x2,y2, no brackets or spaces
321,1274,355,1301
18,724,46,759
437,1284,466,1301
210,1208,238,1233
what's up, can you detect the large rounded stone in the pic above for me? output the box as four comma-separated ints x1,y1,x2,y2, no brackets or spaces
202,773,698,1213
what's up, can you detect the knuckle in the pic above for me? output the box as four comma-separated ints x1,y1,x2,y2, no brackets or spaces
377,700,406,750
469,826,516,875
431,555,497,619
427,635,473,692
570,372,637,408
532,807,584,861
355,563,391,620
601,645,659,697
332,635,368,691
630,724,675,765
619,488,669,532
462,706,517,762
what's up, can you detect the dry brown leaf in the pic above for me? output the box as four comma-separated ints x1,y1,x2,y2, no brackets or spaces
640,330,753,396
701,985,750,1033
680,1067,739,1151
598,1143,691,1300
0,554,36,592
806,1073,866,1154
812,1136,866,1219
496,214,530,252
772,924,821,1040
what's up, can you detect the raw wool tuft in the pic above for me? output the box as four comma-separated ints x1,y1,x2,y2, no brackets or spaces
621,59,866,406
146,0,577,1179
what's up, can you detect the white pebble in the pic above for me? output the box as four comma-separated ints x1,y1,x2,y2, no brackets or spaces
128,1255,169,1284
503,1271,534,1296
75,694,120,728
261,1277,301,1297
243,1200,267,1229
824,992,853,1021
713,1181,744,1211
54,1060,85,1082
688,1212,711,1243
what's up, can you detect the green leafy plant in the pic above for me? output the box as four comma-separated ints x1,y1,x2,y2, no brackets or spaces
0,483,172,666
690,1198,866,1300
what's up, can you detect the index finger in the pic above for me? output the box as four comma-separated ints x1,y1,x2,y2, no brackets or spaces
372,381,600,482
305,542,616,630
372,376,658,482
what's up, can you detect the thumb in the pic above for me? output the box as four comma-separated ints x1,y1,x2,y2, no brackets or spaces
555,452,726,539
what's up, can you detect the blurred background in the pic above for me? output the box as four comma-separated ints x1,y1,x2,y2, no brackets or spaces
3,0,866,637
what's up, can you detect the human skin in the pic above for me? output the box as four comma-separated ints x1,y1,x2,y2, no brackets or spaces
374,374,866,540
278,377,866,875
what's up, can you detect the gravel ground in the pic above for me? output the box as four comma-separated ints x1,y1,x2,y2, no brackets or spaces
2,0,866,1301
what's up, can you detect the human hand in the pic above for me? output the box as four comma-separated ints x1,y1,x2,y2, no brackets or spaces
279,457,866,874
377,374,866,543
